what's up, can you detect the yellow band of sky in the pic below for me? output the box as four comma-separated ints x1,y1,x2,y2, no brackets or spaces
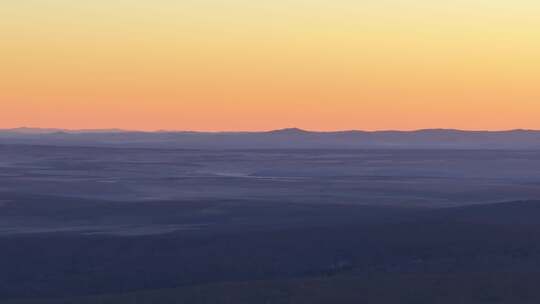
1,0,539,131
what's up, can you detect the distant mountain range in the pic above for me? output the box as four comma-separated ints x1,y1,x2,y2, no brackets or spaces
2,127,131,134
1,127,540,149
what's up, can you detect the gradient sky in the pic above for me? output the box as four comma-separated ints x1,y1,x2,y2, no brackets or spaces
2,0,539,131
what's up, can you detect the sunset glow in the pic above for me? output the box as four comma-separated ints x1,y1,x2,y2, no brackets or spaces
2,0,540,131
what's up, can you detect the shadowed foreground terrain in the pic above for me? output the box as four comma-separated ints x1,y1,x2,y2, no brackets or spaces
6,273,540,304
2,145,540,303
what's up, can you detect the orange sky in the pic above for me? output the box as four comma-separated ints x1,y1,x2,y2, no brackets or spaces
1,0,540,131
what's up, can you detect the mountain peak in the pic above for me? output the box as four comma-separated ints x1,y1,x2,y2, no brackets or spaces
267,128,310,135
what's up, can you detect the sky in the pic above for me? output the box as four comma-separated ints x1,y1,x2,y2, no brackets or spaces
1,0,539,131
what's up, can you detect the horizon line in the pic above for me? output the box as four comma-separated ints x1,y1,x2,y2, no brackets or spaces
2,126,540,134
